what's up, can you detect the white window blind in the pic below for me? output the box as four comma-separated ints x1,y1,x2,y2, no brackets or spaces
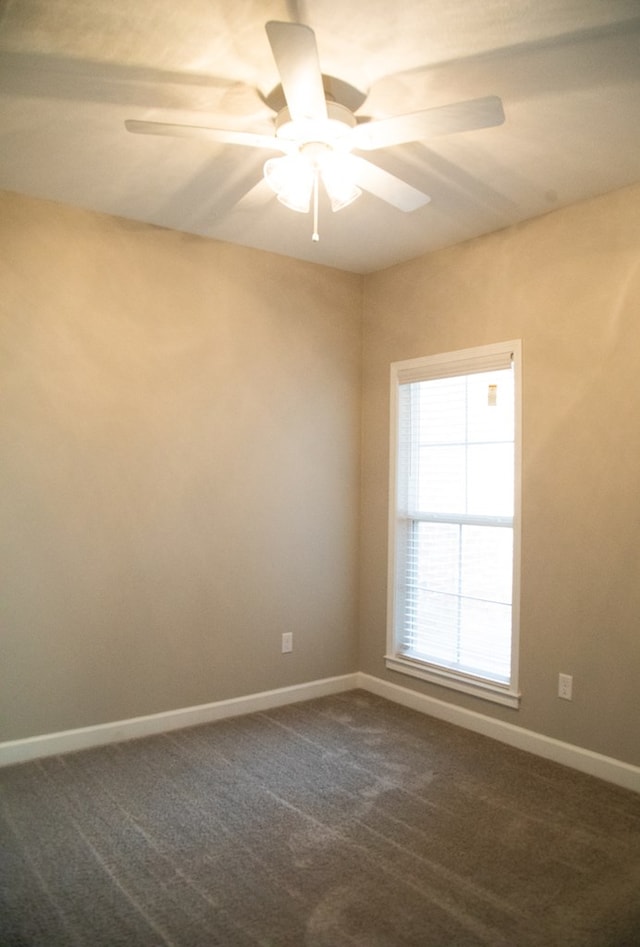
387,342,521,706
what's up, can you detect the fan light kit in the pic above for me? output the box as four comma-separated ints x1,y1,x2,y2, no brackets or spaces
265,101,362,239
126,20,505,242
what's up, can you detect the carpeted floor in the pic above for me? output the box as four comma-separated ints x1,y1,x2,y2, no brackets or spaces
1,690,639,946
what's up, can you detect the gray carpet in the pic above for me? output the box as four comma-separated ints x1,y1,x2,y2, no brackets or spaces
1,690,639,946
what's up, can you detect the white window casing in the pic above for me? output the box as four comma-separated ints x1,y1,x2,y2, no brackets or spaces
386,341,522,709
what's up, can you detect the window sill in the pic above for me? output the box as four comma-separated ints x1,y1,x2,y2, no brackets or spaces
385,654,521,709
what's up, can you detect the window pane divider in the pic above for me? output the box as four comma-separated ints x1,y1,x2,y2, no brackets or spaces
402,511,513,528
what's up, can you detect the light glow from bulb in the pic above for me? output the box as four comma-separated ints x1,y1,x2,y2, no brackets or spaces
264,149,361,214
264,155,314,213
320,153,362,212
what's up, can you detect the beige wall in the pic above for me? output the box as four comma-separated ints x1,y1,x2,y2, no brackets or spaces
0,191,362,741
3,184,640,769
360,183,640,768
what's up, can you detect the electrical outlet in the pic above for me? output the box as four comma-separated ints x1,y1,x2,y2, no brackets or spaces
281,632,293,654
558,673,573,700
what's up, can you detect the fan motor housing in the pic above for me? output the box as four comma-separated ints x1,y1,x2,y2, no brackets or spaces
275,102,356,147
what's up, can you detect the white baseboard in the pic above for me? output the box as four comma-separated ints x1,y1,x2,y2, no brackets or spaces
0,673,358,768
356,673,640,794
2,671,638,794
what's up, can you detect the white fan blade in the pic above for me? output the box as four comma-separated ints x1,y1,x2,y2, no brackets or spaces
265,21,327,122
352,96,505,151
125,119,287,152
347,156,430,212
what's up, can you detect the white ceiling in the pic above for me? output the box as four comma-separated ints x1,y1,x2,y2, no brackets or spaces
1,0,639,273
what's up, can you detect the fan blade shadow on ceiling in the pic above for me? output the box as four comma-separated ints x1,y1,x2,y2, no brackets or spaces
0,50,267,117
365,17,640,115
124,119,285,152
285,0,309,25
150,150,269,230
233,177,277,211
373,142,520,224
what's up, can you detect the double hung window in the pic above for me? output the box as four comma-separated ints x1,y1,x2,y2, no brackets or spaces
386,341,521,707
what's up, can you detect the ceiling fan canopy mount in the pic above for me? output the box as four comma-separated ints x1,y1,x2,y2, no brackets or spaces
263,73,368,115
274,101,356,147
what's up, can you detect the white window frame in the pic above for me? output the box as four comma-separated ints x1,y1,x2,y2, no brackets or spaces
386,340,522,709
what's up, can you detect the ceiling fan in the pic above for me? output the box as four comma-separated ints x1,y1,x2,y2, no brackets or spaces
125,20,505,240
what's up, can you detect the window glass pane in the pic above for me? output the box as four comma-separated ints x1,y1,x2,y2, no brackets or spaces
405,590,460,665
415,377,466,444
415,443,513,516
404,589,511,682
404,521,512,678
459,599,512,680
408,523,512,605
409,521,459,594
465,370,514,443
409,368,514,518
466,443,514,516
416,445,466,512
460,525,513,603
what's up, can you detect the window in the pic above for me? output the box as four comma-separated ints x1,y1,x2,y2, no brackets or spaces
386,341,521,708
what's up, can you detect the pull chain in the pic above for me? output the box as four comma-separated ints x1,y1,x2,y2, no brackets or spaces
312,170,320,242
